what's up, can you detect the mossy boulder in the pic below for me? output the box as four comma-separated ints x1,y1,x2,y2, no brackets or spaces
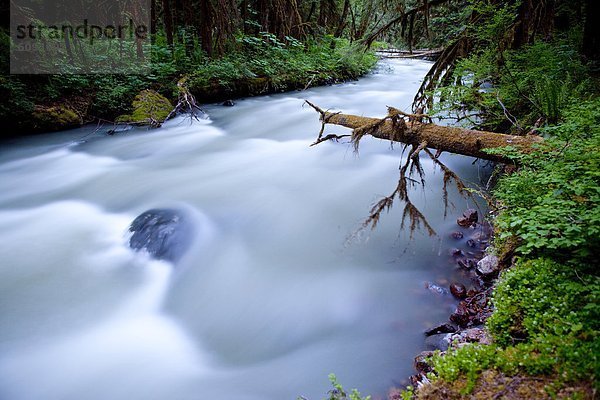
117,89,173,126
31,105,81,132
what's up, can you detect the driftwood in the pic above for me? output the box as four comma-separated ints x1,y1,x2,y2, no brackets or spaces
377,48,443,59
166,76,206,121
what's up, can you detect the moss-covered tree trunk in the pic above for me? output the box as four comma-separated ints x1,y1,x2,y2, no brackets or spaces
317,110,544,164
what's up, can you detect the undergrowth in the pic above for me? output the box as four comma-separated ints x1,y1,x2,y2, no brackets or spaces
491,99,600,262
187,34,377,98
408,80,600,400
0,32,377,134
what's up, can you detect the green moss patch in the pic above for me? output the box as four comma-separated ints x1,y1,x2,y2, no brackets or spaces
31,105,81,132
117,89,173,126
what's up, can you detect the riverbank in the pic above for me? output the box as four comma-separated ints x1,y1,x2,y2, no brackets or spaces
399,99,599,400
1,36,377,136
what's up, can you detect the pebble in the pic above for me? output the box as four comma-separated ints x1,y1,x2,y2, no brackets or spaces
457,209,478,227
451,248,464,256
450,283,467,299
450,231,464,239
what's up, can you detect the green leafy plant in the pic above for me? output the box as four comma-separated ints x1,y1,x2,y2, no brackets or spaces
491,99,600,261
325,374,371,400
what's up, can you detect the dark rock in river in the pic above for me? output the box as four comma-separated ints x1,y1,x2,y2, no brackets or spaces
222,99,235,107
424,323,457,336
450,283,467,299
457,208,478,227
128,208,194,263
450,231,464,240
424,333,452,351
458,258,478,270
450,302,471,327
414,351,435,374
451,248,464,256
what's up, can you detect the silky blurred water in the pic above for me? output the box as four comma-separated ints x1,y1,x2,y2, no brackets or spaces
0,59,487,400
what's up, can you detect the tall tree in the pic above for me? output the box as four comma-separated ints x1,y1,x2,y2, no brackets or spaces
582,0,600,61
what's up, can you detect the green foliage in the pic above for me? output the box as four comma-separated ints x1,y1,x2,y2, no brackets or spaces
470,0,520,47
488,258,599,346
423,98,600,395
297,374,372,400
434,37,590,129
188,34,377,94
3,26,377,133
90,75,149,119
491,99,600,261
0,76,34,122
427,5,472,48
501,41,589,124
324,374,371,400
430,258,599,393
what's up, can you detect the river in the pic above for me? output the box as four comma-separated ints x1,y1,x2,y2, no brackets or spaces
0,59,486,400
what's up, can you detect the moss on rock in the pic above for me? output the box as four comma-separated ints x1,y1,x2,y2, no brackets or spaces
117,89,173,126
31,105,81,132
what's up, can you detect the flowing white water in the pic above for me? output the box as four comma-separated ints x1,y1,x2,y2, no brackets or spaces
0,60,486,400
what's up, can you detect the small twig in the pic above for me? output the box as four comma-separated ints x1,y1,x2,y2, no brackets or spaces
304,100,341,141
496,91,523,133
303,74,317,90
387,106,433,123
310,133,351,146
166,76,206,123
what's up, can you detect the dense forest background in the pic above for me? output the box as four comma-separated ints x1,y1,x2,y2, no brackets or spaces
2,0,596,133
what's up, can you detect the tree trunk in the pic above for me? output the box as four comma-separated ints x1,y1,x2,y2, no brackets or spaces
162,0,174,46
583,0,600,61
319,111,544,164
334,0,350,37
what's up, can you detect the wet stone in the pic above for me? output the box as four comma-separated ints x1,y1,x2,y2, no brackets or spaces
451,248,464,256
424,333,452,351
450,302,471,327
414,351,435,374
449,327,492,347
450,283,467,299
128,208,194,263
476,254,500,280
458,208,478,227
450,231,464,240
425,282,449,295
424,323,457,336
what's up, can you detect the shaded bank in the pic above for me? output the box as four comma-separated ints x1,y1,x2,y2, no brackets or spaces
1,37,377,136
